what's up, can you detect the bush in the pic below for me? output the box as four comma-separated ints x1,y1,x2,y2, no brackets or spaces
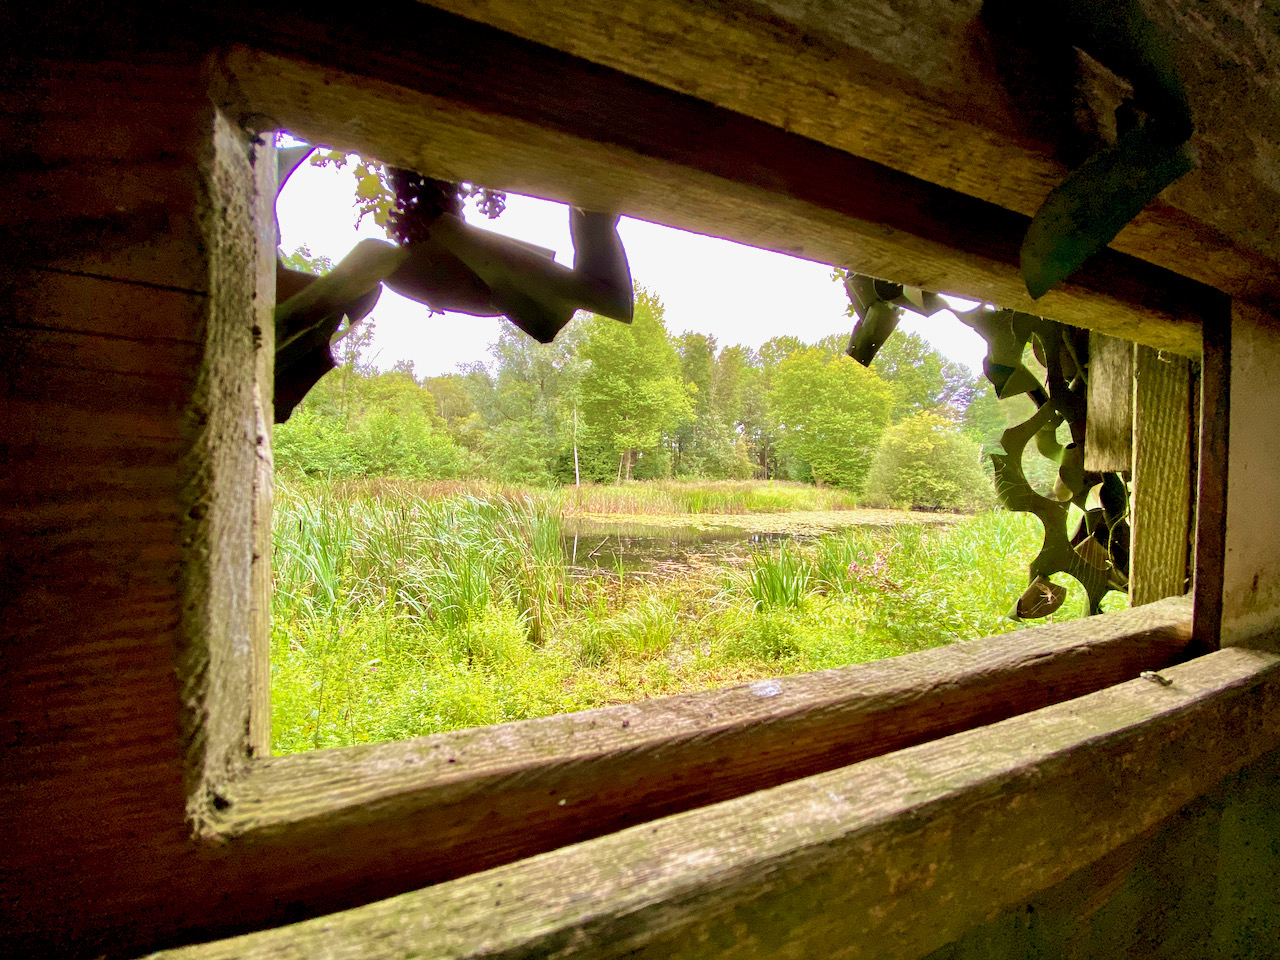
274,408,471,479
864,413,995,511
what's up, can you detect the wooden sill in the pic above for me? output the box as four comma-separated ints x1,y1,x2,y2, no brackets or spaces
163,625,1278,960
203,598,1192,933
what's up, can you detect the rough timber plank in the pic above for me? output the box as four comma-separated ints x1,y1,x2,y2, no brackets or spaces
1194,303,1231,650
0,62,274,957
1130,346,1192,607
0,59,214,291
1220,303,1280,647
178,109,276,809
409,0,1280,314
202,601,1191,921
216,29,1214,355
248,140,277,758
1084,333,1133,473
152,646,1280,960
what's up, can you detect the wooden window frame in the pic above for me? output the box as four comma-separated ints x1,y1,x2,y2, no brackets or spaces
159,8,1280,952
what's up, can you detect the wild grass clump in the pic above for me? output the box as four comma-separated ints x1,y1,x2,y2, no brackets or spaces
739,548,814,611
271,482,1123,754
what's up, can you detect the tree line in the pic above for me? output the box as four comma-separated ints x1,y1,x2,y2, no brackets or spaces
275,263,1022,509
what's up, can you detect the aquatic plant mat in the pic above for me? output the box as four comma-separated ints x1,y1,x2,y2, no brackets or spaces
271,481,1125,754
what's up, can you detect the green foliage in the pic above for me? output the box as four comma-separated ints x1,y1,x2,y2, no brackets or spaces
280,243,333,276
576,289,692,479
274,364,472,480
871,332,982,423
272,484,1113,754
739,548,815,612
769,348,894,489
865,413,995,511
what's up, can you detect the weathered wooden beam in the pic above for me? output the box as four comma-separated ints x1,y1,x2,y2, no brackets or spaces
199,600,1191,935
1220,303,1280,647
1130,346,1192,606
404,0,1280,316
0,61,278,958
1084,333,1134,473
248,141,277,759
212,2,1218,355
1194,303,1232,650
152,645,1280,960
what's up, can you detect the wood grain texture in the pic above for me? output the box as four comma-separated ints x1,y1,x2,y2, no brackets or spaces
5,18,1279,959
1220,302,1280,647
1194,301,1232,651
407,0,1280,314
0,62,274,959
214,26,1211,355
151,645,1280,960
248,140,277,758
1084,333,1134,473
194,599,1193,930
1130,346,1192,607
916,744,1280,956
177,110,275,811
0,59,214,292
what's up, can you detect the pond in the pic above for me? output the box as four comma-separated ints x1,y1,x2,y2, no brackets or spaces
561,512,956,576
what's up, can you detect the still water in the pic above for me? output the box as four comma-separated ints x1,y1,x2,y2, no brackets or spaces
561,518,862,574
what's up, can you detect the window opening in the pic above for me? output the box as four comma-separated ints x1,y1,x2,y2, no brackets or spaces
268,141,1172,757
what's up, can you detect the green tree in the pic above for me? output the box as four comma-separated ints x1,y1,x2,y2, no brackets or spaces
461,326,585,483
961,377,1006,456
279,243,334,276
577,289,691,480
757,335,806,371
769,348,893,489
864,412,995,511
871,332,951,422
672,332,716,474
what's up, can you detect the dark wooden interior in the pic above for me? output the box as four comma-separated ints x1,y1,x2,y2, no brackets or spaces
5,3,1280,957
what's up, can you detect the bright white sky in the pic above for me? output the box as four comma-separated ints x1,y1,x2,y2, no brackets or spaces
276,158,988,377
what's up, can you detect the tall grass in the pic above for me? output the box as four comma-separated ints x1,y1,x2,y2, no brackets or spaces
740,548,814,611
271,481,1121,754
304,477,864,516
560,479,862,515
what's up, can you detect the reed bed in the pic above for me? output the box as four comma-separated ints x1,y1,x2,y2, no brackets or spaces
300,477,863,516
270,480,1120,754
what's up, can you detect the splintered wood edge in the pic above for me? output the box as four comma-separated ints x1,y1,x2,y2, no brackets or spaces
155,644,1280,960
212,599,1191,846
218,42,1213,356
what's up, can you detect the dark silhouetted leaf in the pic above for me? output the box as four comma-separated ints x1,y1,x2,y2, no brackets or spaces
1021,118,1196,298
276,146,312,196
1016,576,1067,619
846,301,901,366
273,240,406,422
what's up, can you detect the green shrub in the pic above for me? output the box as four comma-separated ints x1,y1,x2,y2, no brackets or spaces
274,408,470,480
723,609,804,661
864,413,995,511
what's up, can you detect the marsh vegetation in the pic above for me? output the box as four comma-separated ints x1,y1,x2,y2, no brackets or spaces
270,479,1121,755
269,234,1092,754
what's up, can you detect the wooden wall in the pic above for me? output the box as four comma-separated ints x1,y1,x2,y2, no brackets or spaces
4,5,1280,958
924,745,1280,958
1220,303,1280,647
1,56,274,956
